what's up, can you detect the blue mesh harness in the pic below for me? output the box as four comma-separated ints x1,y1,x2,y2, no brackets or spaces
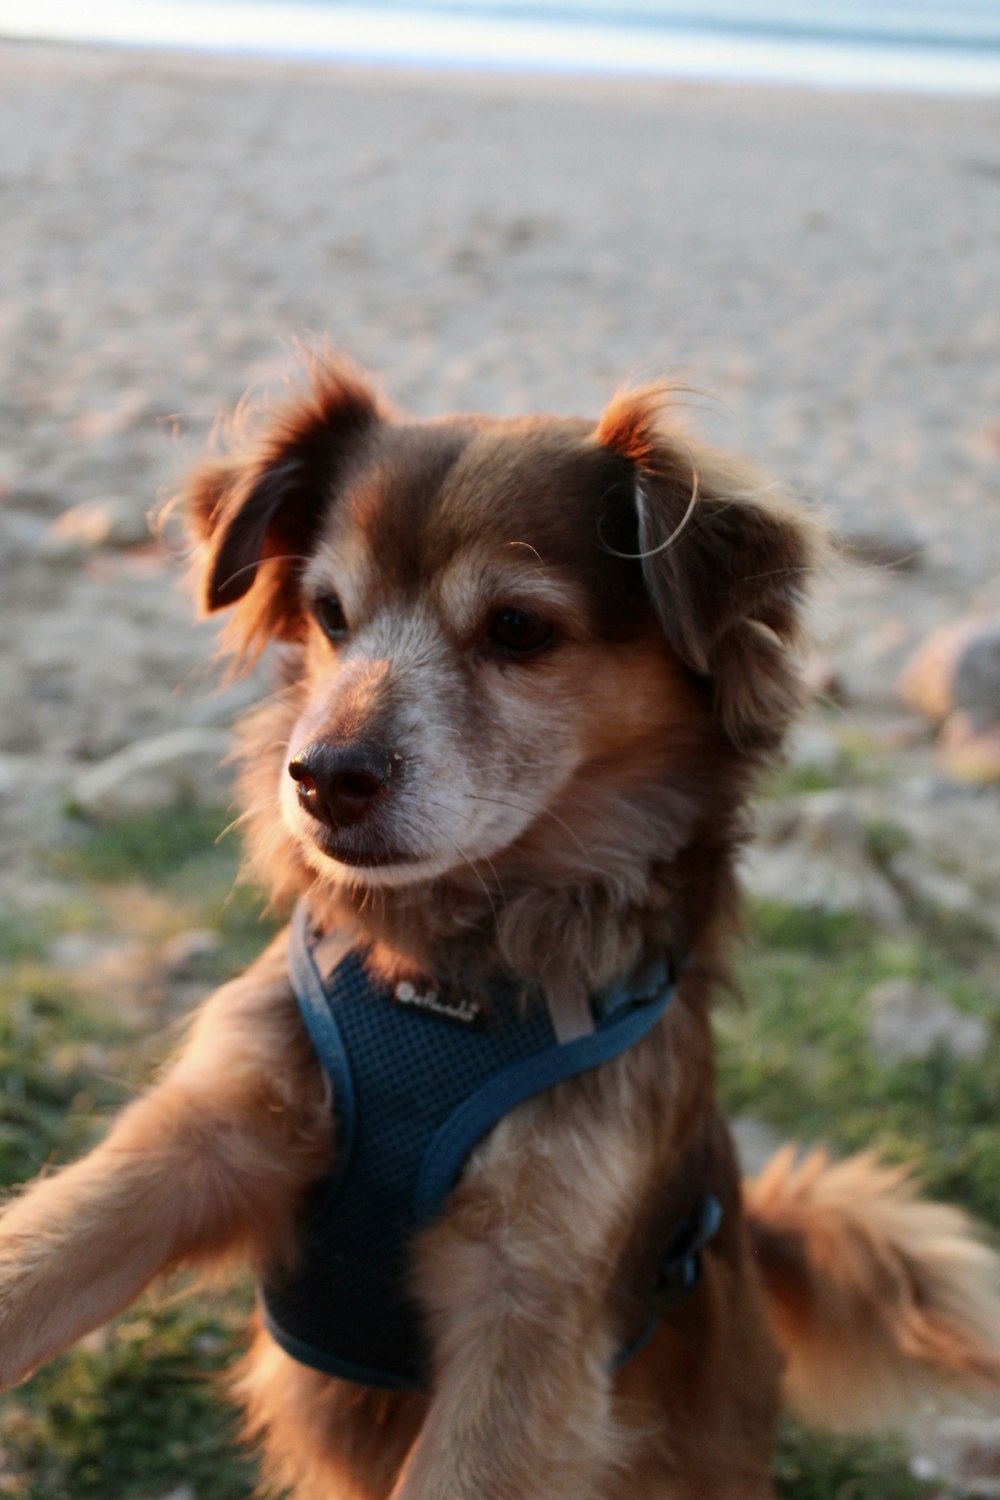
260,902,720,1390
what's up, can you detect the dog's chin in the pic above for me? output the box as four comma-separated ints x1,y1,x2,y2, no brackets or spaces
293,821,471,892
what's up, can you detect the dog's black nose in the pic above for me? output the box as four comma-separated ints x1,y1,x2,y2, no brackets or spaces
289,744,394,828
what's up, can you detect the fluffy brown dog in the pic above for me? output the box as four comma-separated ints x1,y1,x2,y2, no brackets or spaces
1,358,999,1499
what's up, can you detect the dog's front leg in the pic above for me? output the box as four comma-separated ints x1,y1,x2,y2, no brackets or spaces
0,933,330,1390
394,1281,615,1500
394,1089,649,1500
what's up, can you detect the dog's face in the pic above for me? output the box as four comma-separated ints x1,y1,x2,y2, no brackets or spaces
185,363,813,898
280,420,693,888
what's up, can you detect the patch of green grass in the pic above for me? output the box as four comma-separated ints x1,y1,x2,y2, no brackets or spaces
0,968,134,1187
0,1291,258,1500
748,901,874,959
764,725,904,804
0,916,51,966
835,728,903,786
721,899,1000,1230
765,762,842,799
864,817,911,868
727,888,999,1500
49,806,280,975
773,1421,933,1500
55,806,238,886
203,879,281,976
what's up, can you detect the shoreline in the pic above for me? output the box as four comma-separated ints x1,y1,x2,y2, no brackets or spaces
3,1,1000,94
4,30,1000,99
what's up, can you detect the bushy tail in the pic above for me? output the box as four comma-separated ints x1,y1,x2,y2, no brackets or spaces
744,1146,1000,1431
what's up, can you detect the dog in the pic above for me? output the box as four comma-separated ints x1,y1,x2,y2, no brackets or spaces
1,356,998,1499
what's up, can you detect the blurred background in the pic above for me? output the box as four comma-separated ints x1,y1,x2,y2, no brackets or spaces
0,4,998,1497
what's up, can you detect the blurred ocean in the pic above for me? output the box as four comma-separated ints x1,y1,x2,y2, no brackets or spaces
2,0,1000,92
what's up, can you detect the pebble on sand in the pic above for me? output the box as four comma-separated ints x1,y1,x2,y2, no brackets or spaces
898,619,1000,724
42,494,153,556
742,791,905,927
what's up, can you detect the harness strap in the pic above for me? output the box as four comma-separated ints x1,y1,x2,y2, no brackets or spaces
413,977,676,1224
287,903,359,1196
544,974,595,1043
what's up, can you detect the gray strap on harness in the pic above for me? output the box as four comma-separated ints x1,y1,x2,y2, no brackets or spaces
543,975,596,1044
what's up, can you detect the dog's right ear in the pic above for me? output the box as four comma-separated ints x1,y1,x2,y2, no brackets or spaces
181,360,381,660
596,385,818,752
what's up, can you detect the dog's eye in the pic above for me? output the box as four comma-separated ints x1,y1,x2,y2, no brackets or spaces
315,593,349,642
487,607,553,655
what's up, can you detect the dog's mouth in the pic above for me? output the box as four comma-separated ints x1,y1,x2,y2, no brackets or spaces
306,822,422,870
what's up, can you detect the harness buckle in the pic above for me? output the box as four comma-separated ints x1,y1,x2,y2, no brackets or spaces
650,1194,723,1312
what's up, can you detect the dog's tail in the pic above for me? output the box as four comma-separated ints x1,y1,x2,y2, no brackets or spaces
743,1146,1000,1431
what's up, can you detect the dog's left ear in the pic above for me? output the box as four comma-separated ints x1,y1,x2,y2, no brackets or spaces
181,359,381,660
596,386,818,749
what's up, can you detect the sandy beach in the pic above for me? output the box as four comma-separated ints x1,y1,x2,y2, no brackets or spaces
2,53,998,653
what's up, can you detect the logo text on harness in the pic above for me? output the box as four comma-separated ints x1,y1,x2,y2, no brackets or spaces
392,979,486,1029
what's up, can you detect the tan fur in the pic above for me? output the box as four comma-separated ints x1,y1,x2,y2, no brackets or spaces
1,358,998,1499
745,1146,1000,1432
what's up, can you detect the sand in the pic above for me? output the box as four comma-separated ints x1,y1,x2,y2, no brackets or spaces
1,36,999,882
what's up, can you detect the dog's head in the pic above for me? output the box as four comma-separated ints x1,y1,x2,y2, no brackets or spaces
183,359,815,920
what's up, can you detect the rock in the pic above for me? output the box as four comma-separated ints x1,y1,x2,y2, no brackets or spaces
0,506,49,565
954,627,1000,716
899,618,1000,723
898,621,975,721
889,848,1000,941
938,709,1000,785
41,494,152,556
69,728,232,822
865,979,989,1064
743,792,905,927
0,483,68,519
0,872,77,925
